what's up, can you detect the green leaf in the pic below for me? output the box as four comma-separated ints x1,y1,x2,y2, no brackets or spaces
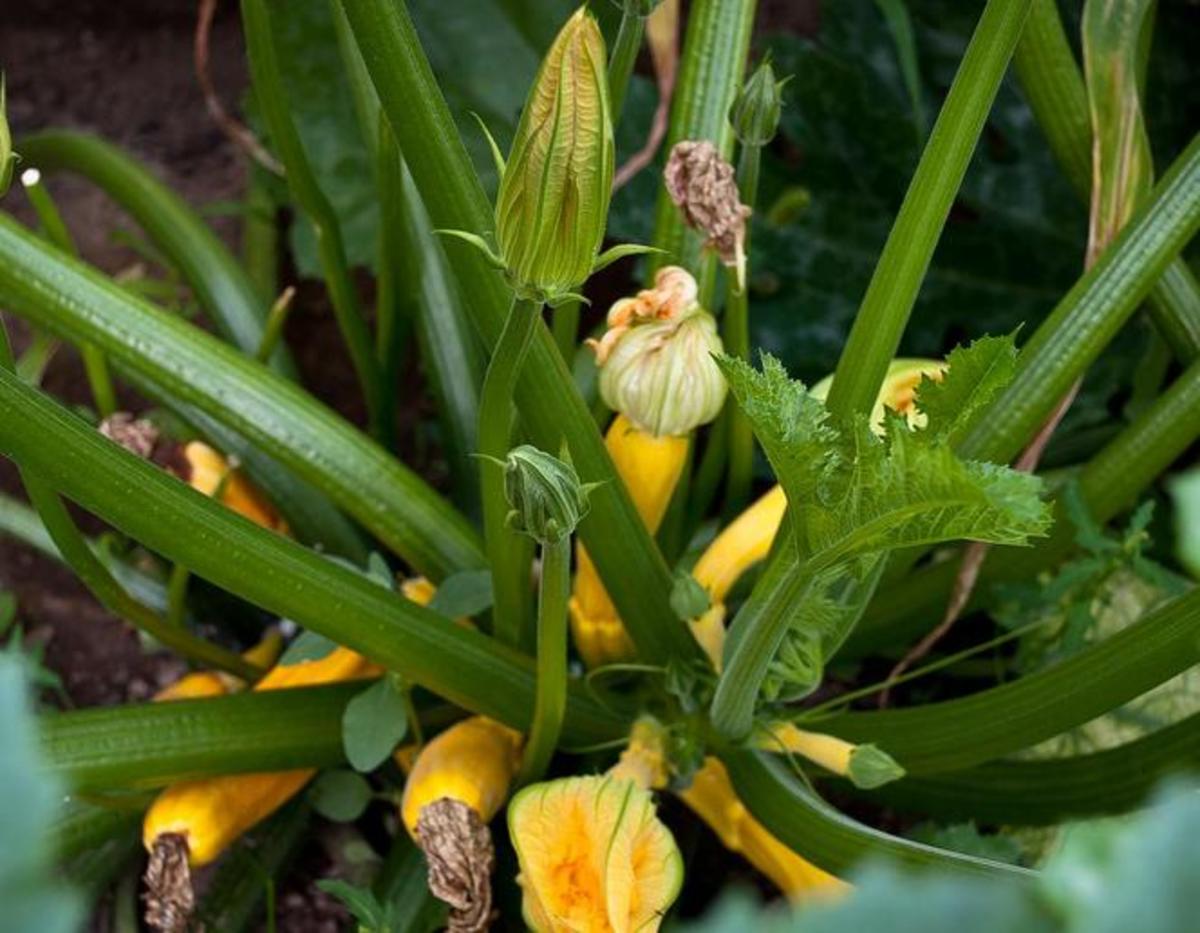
1169,468,1200,579
907,822,1025,866
342,676,410,773
317,879,392,931
0,658,83,933
309,769,372,823
278,630,340,667
428,570,494,619
914,334,1019,445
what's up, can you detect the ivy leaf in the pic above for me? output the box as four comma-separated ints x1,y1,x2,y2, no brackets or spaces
342,675,410,773
428,570,493,619
309,770,372,823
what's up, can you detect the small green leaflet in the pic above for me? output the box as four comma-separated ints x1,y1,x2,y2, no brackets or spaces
317,880,396,932
343,675,410,773
912,333,1018,445
308,769,372,823
428,569,493,619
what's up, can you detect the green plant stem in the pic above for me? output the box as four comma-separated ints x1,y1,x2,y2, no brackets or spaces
20,169,117,417
960,135,1200,465
824,587,1200,774
0,371,624,747
240,0,384,441
720,750,1030,877
479,297,539,649
0,324,260,680
0,213,481,579
607,8,644,125
241,162,280,304
253,286,296,365
1014,0,1200,363
824,0,1033,422
648,0,757,304
552,298,581,364
723,140,762,515
848,353,1200,656
861,712,1200,827
339,0,700,664
517,535,570,785
374,832,443,931
165,562,191,630
16,131,292,375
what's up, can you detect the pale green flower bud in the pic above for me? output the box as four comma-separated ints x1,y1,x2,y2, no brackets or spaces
0,75,14,197
730,57,787,148
495,8,614,304
501,445,594,545
598,306,727,438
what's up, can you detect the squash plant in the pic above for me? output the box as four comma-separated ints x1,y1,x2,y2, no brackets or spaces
1,0,1199,929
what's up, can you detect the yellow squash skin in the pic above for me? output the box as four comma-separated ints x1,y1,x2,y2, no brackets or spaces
679,758,849,903
151,630,283,702
569,414,688,668
143,646,380,866
400,715,524,837
182,440,290,534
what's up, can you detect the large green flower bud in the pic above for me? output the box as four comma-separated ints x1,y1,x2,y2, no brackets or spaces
495,8,614,304
730,57,787,148
501,445,594,545
599,306,727,438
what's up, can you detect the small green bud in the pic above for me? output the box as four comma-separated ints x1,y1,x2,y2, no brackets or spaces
669,571,710,621
500,445,595,544
729,57,787,148
598,305,727,438
846,744,906,790
0,74,14,197
495,7,614,304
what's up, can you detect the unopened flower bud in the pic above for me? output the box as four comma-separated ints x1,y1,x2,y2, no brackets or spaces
598,302,727,438
730,57,787,147
495,8,614,303
500,445,594,545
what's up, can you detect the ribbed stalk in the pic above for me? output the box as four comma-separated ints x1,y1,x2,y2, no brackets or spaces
647,0,757,304
824,0,1033,421
517,535,570,785
338,0,700,664
479,298,539,649
607,7,644,125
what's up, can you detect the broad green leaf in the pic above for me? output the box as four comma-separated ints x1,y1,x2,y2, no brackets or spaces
342,676,410,773
428,569,494,619
309,769,372,823
0,658,83,933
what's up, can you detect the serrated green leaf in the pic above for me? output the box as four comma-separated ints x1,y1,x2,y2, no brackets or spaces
309,769,372,823
914,334,1019,444
342,677,410,773
427,570,494,619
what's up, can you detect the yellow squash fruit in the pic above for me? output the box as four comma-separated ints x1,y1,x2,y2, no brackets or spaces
509,774,683,933
400,715,524,837
678,758,849,903
151,629,283,702
569,414,688,668
181,440,290,534
143,645,380,867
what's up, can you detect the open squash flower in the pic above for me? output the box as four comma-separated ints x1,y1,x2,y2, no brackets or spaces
571,267,726,668
685,358,947,668
509,775,683,933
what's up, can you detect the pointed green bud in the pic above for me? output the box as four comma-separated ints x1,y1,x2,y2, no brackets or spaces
730,56,787,148
495,7,614,304
846,744,906,790
500,445,594,545
0,74,14,198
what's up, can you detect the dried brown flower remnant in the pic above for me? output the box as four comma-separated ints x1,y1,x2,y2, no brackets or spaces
664,140,751,279
587,265,698,364
417,798,496,933
143,832,195,933
99,412,161,460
